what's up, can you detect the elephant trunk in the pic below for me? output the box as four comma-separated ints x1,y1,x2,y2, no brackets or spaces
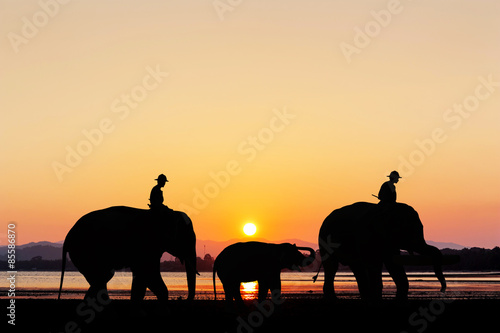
185,254,197,301
297,247,316,267
417,244,446,293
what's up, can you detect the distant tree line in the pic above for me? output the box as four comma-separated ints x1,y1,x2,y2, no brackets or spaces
159,254,215,272
0,253,216,272
1,247,498,272
440,247,500,271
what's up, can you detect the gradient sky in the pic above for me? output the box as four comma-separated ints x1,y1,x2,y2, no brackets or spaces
1,0,499,248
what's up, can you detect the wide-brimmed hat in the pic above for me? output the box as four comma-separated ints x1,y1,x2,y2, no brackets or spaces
155,174,168,182
387,171,402,179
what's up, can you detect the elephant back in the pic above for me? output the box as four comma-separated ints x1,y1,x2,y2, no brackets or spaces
64,206,190,269
319,202,426,258
320,202,375,237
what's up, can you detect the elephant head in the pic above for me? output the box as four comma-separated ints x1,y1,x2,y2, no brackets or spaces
278,243,316,271
407,243,446,293
380,203,447,293
162,211,198,300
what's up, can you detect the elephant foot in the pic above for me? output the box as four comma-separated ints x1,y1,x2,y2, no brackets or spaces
223,304,237,314
236,301,249,314
394,294,409,306
323,293,338,304
362,299,379,308
129,302,148,319
223,300,240,314
224,303,248,315
129,300,171,319
151,301,171,317
360,294,383,308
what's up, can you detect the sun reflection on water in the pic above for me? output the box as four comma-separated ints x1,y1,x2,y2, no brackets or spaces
240,281,258,300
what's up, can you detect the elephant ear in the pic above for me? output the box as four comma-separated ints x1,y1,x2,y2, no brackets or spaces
277,244,292,268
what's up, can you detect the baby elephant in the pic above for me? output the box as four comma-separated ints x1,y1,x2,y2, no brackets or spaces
213,241,316,308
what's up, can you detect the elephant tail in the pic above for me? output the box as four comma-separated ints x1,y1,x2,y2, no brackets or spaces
312,262,322,283
212,261,217,301
58,243,68,300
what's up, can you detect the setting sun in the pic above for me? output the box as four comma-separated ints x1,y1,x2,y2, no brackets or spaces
243,223,257,236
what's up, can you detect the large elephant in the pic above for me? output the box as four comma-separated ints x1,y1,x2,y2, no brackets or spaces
58,206,198,303
318,202,449,302
213,241,315,308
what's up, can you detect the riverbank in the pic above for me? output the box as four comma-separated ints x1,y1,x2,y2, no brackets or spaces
6,287,500,300
3,271,500,299
3,297,499,333
3,271,499,332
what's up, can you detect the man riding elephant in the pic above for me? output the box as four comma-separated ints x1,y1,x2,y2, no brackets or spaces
377,170,402,205
149,174,170,210
149,173,190,227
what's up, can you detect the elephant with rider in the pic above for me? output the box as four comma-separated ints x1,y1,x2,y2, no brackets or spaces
58,206,198,303
318,202,455,302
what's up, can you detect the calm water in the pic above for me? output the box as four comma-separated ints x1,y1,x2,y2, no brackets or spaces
2,271,500,300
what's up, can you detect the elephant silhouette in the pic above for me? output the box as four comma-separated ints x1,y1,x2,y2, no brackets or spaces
318,202,454,302
213,241,315,309
58,206,198,303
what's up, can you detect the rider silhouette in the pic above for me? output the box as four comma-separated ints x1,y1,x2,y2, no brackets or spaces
378,171,401,205
149,174,169,209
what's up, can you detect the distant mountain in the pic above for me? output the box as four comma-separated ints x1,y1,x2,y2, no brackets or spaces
427,241,465,250
0,243,63,261
0,239,465,262
17,241,64,249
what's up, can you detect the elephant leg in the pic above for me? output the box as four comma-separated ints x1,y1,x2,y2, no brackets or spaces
351,264,369,300
233,283,245,310
385,259,408,301
221,282,232,310
84,268,114,301
146,271,169,303
258,273,282,302
257,280,270,302
367,263,383,301
268,273,282,302
86,284,106,300
322,256,339,300
131,272,147,303
353,263,383,302
222,281,239,310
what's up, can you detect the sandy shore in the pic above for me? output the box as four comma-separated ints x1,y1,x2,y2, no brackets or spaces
3,296,499,333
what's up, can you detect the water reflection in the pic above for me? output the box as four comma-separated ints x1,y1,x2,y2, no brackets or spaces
240,281,258,300
4,271,500,300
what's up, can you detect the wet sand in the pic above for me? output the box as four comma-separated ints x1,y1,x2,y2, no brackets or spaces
4,295,499,333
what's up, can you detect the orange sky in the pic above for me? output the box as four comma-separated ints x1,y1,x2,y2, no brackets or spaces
1,0,499,248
